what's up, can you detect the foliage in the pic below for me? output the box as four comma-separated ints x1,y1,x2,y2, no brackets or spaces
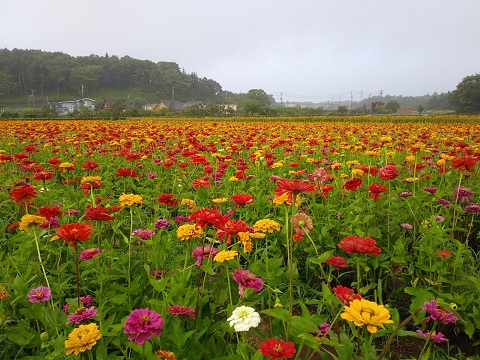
450,73,480,113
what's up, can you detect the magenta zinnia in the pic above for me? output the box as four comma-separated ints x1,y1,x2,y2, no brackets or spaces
232,269,264,297
28,286,51,303
123,308,164,345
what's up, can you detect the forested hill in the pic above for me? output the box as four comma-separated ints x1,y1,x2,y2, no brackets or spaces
0,48,225,105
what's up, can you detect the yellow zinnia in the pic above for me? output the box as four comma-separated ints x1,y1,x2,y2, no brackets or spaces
19,214,47,231
119,193,143,206
181,198,196,210
176,224,203,240
65,323,102,355
81,176,102,184
253,219,281,233
212,197,228,204
214,250,238,262
341,299,394,333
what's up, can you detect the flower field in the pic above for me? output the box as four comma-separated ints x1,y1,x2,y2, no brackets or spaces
1,116,480,359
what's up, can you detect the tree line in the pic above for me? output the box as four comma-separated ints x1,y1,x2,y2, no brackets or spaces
0,48,225,104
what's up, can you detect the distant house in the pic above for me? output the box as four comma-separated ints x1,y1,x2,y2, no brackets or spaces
153,99,185,112
219,104,237,112
0,105,4,114
184,101,205,109
143,103,156,111
55,98,96,115
395,107,413,115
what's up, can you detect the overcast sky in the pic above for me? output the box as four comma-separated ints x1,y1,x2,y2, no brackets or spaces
2,0,479,103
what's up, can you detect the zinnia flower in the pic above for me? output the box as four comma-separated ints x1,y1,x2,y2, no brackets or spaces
132,229,156,240
65,323,102,355
67,306,98,324
191,245,218,266
119,193,143,206
341,298,394,333
214,250,238,262
274,178,316,197
379,164,399,180
115,168,138,177
157,350,177,359
253,219,281,233
227,306,261,332
28,286,51,303
10,186,37,204
292,213,313,236
167,305,196,319
19,214,47,231
80,248,100,261
190,208,228,228
452,186,474,203
215,219,250,244
416,330,449,343
451,155,476,172
158,193,178,206
232,269,264,297
56,223,93,248
338,235,382,256
333,285,361,305
85,206,115,221
124,308,164,345
324,256,349,269
176,223,203,240
368,183,388,201
231,193,254,207
422,300,458,323
342,177,363,191
259,338,296,359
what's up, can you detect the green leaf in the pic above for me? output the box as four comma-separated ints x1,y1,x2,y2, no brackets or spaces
308,250,334,265
261,308,290,322
290,316,321,333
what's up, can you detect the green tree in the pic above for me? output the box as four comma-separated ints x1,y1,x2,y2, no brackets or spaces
417,105,425,115
385,100,401,113
449,74,480,113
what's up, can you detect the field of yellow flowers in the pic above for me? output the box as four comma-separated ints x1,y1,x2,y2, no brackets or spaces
1,116,479,359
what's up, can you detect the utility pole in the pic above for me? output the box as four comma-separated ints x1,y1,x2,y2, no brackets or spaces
380,90,383,99
350,90,353,110
280,92,283,106
171,86,175,102
81,85,84,99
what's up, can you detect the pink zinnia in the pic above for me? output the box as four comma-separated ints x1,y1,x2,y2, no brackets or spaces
191,245,218,266
66,306,98,324
232,269,263,298
80,248,100,261
167,305,196,319
124,308,164,345
416,330,449,343
422,300,458,323
28,286,51,303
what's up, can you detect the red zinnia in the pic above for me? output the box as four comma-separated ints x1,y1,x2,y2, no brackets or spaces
379,164,399,180
215,219,250,245
342,177,363,191
259,338,296,360
10,186,37,204
56,223,93,248
338,235,382,256
81,160,99,172
437,250,452,258
85,206,115,221
333,285,362,305
33,171,54,181
324,256,349,269
192,177,211,189
274,178,316,197
231,193,254,207
158,194,178,206
368,183,388,201
190,208,228,228
451,156,476,172
115,168,138,178
38,206,62,219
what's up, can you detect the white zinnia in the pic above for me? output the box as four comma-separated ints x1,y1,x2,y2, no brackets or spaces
227,306,261,332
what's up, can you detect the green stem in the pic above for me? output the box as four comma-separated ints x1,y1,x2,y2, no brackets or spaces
418,322,437,360
356,256,362,294
450,173,463,240
32,228,55,311
128,206,133,307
